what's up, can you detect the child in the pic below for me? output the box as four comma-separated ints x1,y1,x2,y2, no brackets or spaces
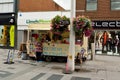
76,52,82,64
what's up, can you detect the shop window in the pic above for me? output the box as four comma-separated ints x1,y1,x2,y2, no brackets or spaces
111,0,120,10
0,0,14,13
86,0,97,11
0,25,15,47
95,31,120,56
0,0,13,3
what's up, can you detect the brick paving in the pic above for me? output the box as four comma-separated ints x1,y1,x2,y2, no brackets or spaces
0,49,120,80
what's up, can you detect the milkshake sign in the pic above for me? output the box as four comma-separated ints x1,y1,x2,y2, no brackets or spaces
92,21,120,29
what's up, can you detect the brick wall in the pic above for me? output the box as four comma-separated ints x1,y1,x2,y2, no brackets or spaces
19,0,120,20
76,0,120,20
19,0,64,12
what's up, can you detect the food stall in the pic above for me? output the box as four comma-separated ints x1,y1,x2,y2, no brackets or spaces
26,15,91,62
26,25,84,62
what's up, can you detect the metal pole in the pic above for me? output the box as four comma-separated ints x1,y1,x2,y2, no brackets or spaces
27,30,30,42
91,31,96,60
68,0,75,71
14,0,19,49
62,0,76,74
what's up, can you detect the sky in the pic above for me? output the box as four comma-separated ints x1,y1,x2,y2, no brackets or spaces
53,0,71,10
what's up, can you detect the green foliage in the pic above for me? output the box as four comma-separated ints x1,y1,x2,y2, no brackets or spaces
73,15,93,37
51,15,70,40
51,15,70,33
52,15,61,24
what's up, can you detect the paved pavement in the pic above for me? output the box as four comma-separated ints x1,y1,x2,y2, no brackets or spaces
0,49,120,80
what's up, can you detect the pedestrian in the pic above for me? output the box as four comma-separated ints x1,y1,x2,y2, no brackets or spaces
76,52,82,64
34,38,43,62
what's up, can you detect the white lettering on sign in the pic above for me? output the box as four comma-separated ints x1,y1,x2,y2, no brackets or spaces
109,22,115,27
102,22,108,27
96,22,101,27
116,21,120,27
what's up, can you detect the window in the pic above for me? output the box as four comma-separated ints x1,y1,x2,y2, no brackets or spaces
111,0,120,10
0,0,14,3
86,0,97,11
0,0,14,13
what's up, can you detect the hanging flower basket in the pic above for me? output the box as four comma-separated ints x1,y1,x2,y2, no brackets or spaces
51,15,70,40
51,15,70,34
73,15,93,37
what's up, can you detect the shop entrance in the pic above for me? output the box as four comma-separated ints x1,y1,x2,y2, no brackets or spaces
95,31,120,56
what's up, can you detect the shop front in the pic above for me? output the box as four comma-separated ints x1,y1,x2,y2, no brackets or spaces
93,20,120,56
0,13,17,49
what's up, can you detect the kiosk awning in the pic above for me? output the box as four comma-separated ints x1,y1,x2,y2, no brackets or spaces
28,24,51,30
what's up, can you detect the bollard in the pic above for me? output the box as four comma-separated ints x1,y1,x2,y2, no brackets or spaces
4,49,14,64
91,43,95,60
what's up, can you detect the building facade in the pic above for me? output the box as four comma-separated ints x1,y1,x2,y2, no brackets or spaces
18,0,120,56
76,0,120,20
76,0,120,56
19,0,120,20
17,0,70,49
19,0,64,11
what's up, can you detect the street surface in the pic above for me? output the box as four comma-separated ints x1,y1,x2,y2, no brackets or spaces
0,49,120,80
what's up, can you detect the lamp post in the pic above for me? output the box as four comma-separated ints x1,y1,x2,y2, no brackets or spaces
68,0,76,71
63,0,76,73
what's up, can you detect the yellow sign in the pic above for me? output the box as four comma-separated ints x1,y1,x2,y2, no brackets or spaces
0,25,15,47
61,32,69,38
43,43,81,56
10,25,15,47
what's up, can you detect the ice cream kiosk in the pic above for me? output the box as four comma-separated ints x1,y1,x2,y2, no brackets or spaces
26,15,91,62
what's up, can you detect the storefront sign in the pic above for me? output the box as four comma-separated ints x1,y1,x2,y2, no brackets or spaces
26,19,51,24
92,21,120,29
0,13,15,25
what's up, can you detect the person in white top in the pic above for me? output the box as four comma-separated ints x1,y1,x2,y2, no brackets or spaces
114,35,119,54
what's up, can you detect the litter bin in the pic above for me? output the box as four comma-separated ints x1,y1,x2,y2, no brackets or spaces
21,52,28,60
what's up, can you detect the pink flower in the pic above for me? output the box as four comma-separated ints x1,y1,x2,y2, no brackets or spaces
50,24,52,27
77,26,80,29
85,29,92,37
56,25,60,28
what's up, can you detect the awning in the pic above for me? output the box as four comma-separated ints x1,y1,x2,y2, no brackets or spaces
28,24,51,30
53,0,71,10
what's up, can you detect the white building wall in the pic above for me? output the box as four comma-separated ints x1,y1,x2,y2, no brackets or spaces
17,11,70,30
